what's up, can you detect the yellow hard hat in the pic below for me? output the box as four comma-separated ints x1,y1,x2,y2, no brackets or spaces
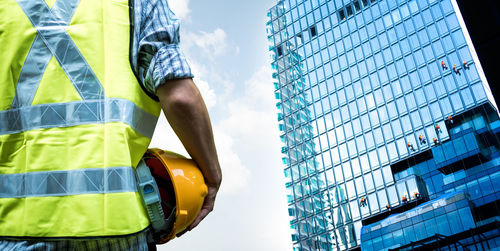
137,148,208,243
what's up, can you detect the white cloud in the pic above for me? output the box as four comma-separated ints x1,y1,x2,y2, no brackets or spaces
183,29,228,60
194,78,217,111
214,65,281,195
218,66,277,136
180,30,228,112
212,129,250,195
168,0,191,20
215,65,292,250
243,66,276,108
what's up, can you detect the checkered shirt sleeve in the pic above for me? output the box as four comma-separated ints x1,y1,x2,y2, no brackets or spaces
131,0,194,98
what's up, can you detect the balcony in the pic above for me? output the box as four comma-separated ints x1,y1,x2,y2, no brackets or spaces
362,175,428,226
361,192,476,251
432,131,487,174
389,217,500,251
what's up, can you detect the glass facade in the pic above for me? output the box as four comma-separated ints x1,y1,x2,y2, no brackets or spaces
266,0,500,250
361,192,477,250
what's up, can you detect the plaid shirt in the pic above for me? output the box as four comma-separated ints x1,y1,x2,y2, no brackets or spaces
0,0,191,249
132,0,194,98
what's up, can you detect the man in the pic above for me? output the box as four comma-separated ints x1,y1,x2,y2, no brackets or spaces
0,0,221,250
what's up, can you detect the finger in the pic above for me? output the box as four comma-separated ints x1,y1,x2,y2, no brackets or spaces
176,210,206,237
176,207,211,237
187,208,210,230
187,191,216,229
175,187,218,237
176,228,189,237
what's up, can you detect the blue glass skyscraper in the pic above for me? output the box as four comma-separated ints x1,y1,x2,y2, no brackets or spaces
267,0,500,250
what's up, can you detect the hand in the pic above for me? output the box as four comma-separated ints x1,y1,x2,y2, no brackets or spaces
176,185,219,237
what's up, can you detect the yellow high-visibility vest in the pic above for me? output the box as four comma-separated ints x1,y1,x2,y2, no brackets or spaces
0,0,161,238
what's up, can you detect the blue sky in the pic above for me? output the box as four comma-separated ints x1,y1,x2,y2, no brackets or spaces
150,0,293,250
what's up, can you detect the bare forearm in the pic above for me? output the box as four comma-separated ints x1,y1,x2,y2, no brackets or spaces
157,79,222,188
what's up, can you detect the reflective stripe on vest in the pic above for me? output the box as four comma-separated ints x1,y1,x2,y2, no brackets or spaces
0,98,157,138
0,166,137,198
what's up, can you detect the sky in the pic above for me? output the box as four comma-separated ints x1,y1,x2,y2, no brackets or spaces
148,0,293,250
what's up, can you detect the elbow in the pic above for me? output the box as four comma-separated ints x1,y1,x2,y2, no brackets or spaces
158,79,203,113
166,90,201,114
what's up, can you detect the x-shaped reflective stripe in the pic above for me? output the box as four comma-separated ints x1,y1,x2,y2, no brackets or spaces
12,0,104,109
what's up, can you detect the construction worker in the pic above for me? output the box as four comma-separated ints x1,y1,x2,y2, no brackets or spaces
447,115,453,124
453,64,460,74
463,61,469,69
419,135,427,144
0,0,221,250
360,197,367,207
414,191,420,199
435,124,442,134
441,60,448,70
402,195,408,203
408,142,415,151
433,137,439,145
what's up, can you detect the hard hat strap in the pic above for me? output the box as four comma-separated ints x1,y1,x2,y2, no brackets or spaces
135,160,170,234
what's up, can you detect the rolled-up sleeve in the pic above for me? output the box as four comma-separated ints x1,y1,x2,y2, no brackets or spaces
131,0,193,98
